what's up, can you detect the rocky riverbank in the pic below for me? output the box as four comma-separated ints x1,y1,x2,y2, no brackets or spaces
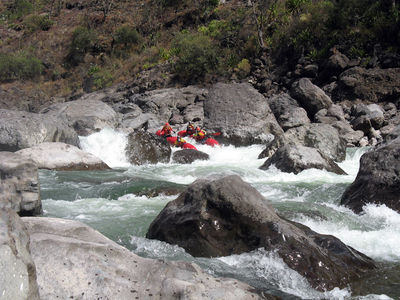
1,54,400,298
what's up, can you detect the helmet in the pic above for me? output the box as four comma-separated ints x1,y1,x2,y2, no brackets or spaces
165,122,170,126
196,126,200,132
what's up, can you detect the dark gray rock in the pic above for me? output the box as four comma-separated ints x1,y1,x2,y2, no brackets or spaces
203,82,283,146
147,175,375,291
268,93,310,131
340,138,400,213
0,204,40,300
259,143,346,174
40,99,119,136
0,152,42,216
259,123,347,162
130,86,207,133
172,149,209,164
125,130,171,165
290,78,333,118
23,217,266,300
0,109,79,152
332,67,400,103
350,104,386,136
319,52,350,82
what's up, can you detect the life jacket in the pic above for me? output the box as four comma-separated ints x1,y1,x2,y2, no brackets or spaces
186,124,195,135
194,128,207,140
161,124,173,136
175,137,186,147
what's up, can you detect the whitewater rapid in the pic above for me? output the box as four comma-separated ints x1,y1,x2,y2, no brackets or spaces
40,128,400,299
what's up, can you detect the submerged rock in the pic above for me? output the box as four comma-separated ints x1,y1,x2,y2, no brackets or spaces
0,204,40,300
260,143,346,175
0,152,42,216
147,175,375,291
203,82,283,146
125,130,171,165
172,149,209,164
23,217,269,300
340,137,400,213
0,109,79,152
16,142,110,171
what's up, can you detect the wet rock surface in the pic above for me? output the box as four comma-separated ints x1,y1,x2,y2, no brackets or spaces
341,137,400,213
147,175,375,291
172,149,209,164
125,130,171,165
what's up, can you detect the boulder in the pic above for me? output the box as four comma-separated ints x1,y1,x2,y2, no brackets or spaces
203,82,283,146
0,152,41,216
340,138,400,213
16,142,110,171
0,109,79,152
259,143,346,175
319,51,350,82
290,78,333,118
351,104,385,130
125,130,171,165
331,67,400,103
147,175,375,291
172,149,209,164
258,123,347,162
23,217,268,300
129,86,207,133
0,204,40,300
268,93,310,131
40,99,119,136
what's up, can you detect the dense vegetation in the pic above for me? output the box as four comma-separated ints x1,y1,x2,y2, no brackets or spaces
0,0,399,95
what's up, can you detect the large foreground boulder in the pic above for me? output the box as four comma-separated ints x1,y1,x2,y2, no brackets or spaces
23,217,269,300
203,82,283,146
259,123,347,162
0,205,40,299
147,175,375,291
340,138,400,213
0,152,41,216
16,142,110,171
0,109,79,152
172,149,209,164
125,130,171,165
40,99,119,136
260,143,346,175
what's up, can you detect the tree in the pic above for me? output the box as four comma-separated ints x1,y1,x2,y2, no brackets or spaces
247,0,279,50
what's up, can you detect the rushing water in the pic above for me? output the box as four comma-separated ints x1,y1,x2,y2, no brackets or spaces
40,128,399,300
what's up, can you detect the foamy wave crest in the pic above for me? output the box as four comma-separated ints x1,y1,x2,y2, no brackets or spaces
79,127,130,168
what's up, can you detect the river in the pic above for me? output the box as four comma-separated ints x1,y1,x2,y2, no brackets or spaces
39,128,399,300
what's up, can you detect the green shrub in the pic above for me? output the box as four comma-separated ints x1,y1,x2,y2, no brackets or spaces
4,0,33,20
87,64,113,90
66,26,96,66
24,14,53,32
172,31,220,82
113,26,140,48
0,52,43,81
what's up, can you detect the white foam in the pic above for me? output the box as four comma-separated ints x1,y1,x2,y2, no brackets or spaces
79,128,130,168
218,248,351,299
293,204,400,262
